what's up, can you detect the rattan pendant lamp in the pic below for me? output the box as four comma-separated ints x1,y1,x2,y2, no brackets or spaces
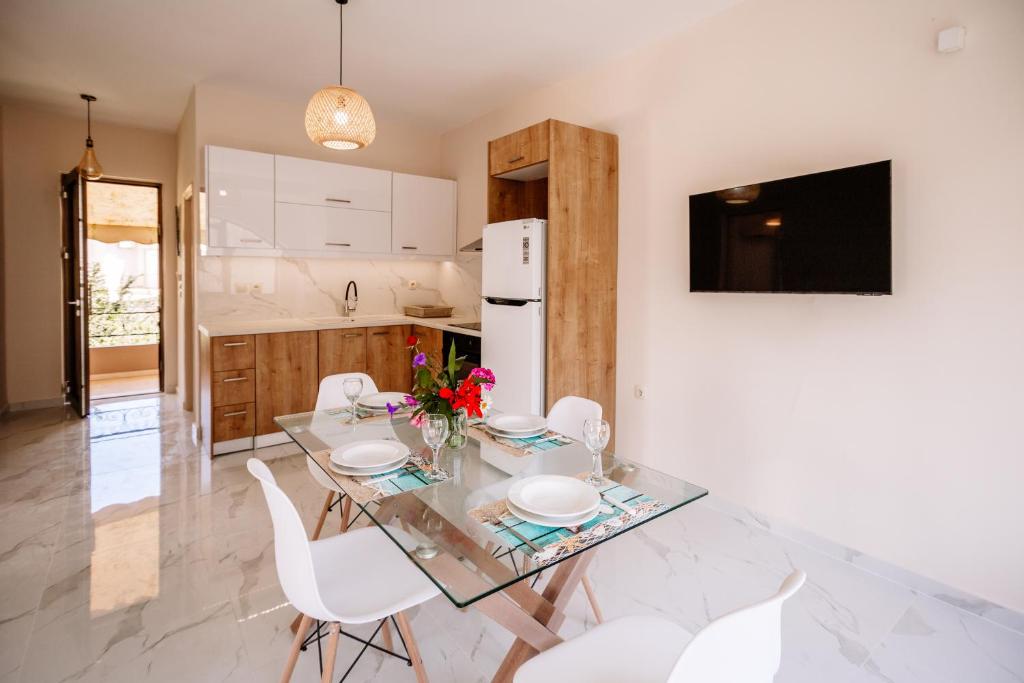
305,0,376,149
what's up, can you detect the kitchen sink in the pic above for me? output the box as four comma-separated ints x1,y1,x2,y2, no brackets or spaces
304,314,399,325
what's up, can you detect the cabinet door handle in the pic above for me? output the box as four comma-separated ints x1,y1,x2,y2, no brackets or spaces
371,331,389,336
401,246,418,250
325,198,351,203
223,341,248,347
507,155,525,163
239,238,262,244
222,376,248,383
325,242,352,247
222,410,248,417
343,333,361,338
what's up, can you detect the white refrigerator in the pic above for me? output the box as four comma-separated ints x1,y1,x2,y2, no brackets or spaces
481,219,546,415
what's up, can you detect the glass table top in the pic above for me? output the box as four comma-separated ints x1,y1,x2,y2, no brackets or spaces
275,410,708,608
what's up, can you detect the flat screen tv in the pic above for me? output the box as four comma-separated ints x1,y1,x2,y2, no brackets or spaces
689,160,892,294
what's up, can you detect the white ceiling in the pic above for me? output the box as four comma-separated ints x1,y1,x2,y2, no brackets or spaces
0,0,738,134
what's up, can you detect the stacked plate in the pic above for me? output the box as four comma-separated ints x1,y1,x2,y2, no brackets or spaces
485,414,548,439
355,392,411,415
329,439,409,476
506,475,601,528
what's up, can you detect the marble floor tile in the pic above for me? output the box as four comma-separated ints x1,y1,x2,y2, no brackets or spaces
1,394,1021,683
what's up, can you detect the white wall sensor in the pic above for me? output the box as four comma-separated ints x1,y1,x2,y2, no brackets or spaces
937,26,966,53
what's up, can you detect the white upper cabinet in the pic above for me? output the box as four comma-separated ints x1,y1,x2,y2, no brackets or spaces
275,203,391,255
392,173,456,257
275,155,392,211
205,146,276,249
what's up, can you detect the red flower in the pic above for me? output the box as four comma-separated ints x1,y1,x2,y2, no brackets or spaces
438,387,453,399
406,335,418,348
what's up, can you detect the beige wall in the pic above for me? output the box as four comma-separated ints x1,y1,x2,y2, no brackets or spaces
440,0,1024,610
0,101,178,405
0,106,6,413
89,344,159,376
175,90,196,409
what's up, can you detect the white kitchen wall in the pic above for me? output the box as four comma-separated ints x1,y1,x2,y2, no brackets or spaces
197,254,481,322
440,0,1024,611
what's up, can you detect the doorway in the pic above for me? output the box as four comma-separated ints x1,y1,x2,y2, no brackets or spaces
84,179,163,400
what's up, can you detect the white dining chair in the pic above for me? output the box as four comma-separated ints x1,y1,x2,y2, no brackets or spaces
514,569,806,683
248,458,439,683
308,372,379,539
546,395,605,623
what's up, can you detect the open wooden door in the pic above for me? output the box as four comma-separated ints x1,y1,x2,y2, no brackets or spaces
61,172,90,416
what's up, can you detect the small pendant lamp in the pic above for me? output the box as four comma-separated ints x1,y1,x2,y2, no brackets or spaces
78,94,103,180
305,0,376,150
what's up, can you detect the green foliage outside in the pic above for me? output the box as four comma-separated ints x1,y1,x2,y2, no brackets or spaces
88,262,159,347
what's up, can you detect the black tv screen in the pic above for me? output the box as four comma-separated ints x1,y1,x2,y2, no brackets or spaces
689,160,892,294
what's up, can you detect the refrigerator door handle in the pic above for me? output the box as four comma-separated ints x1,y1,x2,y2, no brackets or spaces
484,297,530,307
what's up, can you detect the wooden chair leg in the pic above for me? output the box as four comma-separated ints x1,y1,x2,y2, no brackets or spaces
394,611,429,683
380,618,394,651
280,614,312,683
312,491,334,541
581,574,604,624
340,497,352,533
321,622,341,683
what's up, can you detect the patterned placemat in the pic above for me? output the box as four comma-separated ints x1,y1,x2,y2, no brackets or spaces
467,479,668,566
320,405,411,424
309,446,449,505
468,425,574,457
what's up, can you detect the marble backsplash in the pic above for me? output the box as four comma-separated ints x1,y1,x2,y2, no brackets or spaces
197,254,482,322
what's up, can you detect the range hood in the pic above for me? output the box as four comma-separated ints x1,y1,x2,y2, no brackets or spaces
459,238,483,253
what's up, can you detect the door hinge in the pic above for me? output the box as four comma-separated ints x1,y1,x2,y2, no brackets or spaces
61,381,70,395
62,249,70,260
61,191,68,199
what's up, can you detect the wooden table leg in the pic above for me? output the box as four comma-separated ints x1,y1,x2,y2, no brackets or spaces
491,551,596,682
311,491,334,541
340,497,352,532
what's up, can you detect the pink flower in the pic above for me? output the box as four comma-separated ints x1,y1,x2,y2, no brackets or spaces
410,413,425,428
470,367,496,390
404,395,419,407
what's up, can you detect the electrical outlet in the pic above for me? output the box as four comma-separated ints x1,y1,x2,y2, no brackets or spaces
407,279,419,290
634,385,647,400
251,283,262,294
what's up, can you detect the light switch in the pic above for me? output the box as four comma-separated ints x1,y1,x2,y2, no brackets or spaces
937,26,966,53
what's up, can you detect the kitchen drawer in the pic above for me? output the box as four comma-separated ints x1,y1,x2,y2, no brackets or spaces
275,202,390,254
213,402,255,442
275,155,392,211
212,369,255,407
488,121,549,177
211,335,255,371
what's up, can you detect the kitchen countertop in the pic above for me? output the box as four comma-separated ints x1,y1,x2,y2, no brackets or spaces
198,314,482,338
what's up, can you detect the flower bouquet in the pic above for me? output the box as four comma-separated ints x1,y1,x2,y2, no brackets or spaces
389,333,495,447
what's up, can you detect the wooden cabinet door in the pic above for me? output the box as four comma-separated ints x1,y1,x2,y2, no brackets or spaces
366,325,412,392
488,120,550,177
255,331,318,435
206,146,275,249
411,325,443,381
319,328,367,380
392,174,456,257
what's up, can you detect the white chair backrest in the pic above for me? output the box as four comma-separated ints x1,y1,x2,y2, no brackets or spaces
547,396,602,441
316,372,379,411
247,459,332,620
667,570,806,682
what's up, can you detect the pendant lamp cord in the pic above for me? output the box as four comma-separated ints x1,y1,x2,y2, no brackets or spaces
86,99,92,142
338,1,344,85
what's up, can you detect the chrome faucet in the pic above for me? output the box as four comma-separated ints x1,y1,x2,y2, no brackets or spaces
343,280,358,316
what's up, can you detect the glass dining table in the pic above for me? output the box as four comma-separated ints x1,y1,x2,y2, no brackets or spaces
275,409,708,681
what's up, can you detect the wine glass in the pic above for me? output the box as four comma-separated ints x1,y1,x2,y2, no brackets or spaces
342,377,363,424
583,418,611,486
422,413,450,480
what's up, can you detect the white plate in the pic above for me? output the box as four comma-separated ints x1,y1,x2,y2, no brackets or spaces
486,425,548,439
506,498,599,529
486,414,548,434
507,474,600,519
329,457,409,477
356,392,410,411
330,440,409,470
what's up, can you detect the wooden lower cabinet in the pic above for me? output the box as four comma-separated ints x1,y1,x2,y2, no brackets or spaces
255,331,319,435
318,328,367,379
366,325,412,392
411,324,442,380
213,402,255,442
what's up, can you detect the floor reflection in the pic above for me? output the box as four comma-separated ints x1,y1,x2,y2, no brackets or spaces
88,397,163,615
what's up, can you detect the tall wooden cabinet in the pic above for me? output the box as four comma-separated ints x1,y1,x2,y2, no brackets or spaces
487,120,618,432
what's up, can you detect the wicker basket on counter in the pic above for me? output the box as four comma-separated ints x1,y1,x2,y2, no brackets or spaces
404,304,454,318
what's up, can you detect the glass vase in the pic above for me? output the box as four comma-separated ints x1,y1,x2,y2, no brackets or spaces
447,409,468,450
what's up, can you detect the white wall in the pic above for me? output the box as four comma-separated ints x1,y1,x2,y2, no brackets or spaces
440,0,1024,610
